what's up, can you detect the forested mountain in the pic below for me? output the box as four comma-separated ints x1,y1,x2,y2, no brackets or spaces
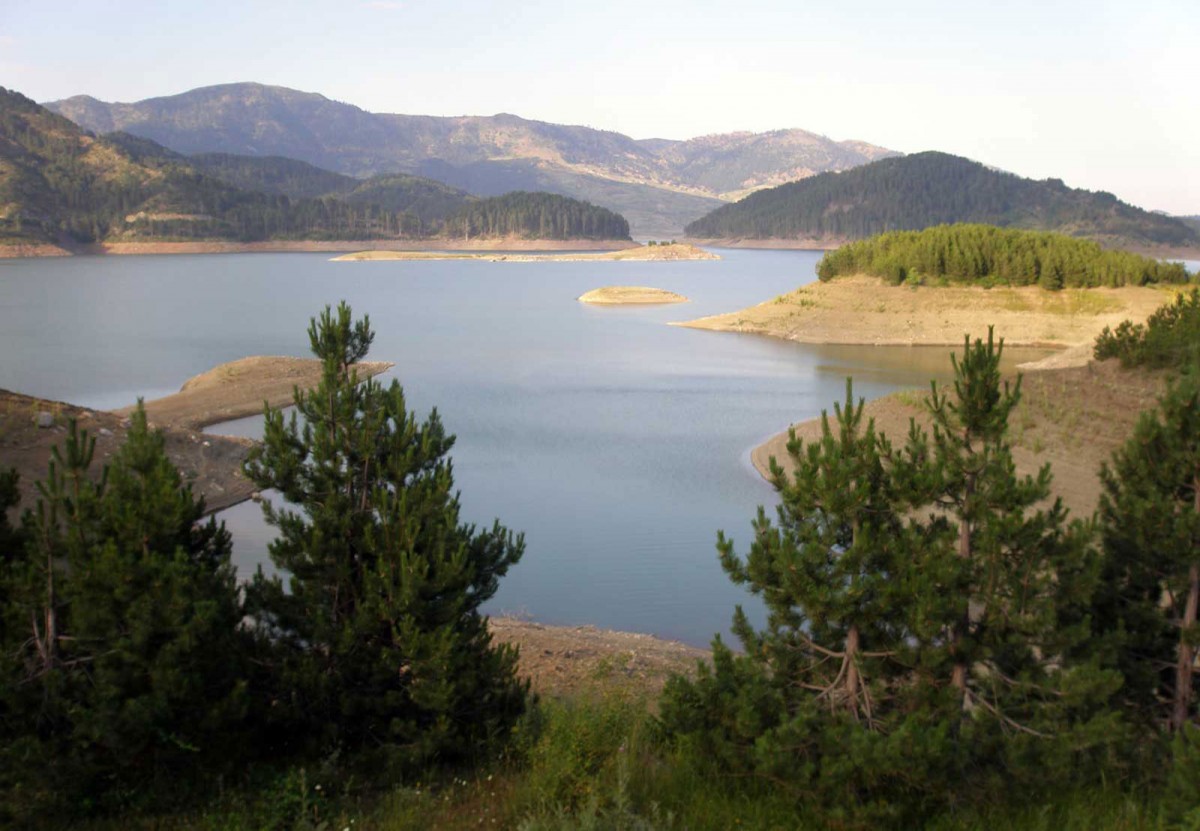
447,192,630,241
817,224,1194,288
44,83,896,236
1178,215,1200,234
685,151,1199,249
188,153,358,198
187,154,471,226
1,88,627,245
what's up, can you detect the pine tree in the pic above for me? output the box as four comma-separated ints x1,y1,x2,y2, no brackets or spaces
1095,376,1200,732
1,408,246,813
895,329,1118,744
660,382,928,820
244,302,528,767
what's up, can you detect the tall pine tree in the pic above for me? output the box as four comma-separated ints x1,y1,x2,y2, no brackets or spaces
244,302,528,767
1,408,246,815
1096,376,1200,732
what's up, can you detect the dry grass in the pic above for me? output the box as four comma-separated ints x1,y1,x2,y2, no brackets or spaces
678,274,1183,348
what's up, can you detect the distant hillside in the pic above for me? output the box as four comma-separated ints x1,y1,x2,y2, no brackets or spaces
816,224,1193,289
188,152,357,198
0,88,405,245
44,83,896,236
1178,215,1200,235
448,192,630,241
187,154,472,226
684,152,1198,250
2,87,627,248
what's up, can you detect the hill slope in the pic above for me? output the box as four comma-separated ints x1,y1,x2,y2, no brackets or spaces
45,83,896,236
684,151,1198,250
0,87,629,247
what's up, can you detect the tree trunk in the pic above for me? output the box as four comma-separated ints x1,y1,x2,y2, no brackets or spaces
951,468,974,700
845,624,861,721
1170,472,1200,732
1172,563,1198,732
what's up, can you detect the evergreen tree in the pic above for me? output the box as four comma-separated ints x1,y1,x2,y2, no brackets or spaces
244,302,528,767
1095,376,1200,732
0,408,246,815
895,330,1116,741
660,382,934,822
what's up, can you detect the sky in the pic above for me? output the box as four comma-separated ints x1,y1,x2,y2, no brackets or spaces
2,0,1198,214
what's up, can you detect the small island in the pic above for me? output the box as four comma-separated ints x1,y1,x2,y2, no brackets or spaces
578,286,689,305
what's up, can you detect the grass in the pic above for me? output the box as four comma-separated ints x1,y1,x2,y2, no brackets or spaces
50,691,1197,831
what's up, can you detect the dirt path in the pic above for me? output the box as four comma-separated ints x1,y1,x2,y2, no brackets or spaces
753,358,1168,519
119,356,392,431
677,275,1180,350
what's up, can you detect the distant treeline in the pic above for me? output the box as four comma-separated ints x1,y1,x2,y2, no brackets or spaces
684,151,1198,248
448,191,630,240
816,224,1195,288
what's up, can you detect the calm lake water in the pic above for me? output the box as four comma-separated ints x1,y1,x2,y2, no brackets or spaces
1,249,1063,645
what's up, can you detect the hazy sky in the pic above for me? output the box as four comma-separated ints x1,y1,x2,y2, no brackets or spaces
2,0,1197,214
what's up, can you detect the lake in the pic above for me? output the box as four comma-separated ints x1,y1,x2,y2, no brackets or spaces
1,249,1065,645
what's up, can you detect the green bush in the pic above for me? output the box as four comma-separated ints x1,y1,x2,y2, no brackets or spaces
1094,288,1200,369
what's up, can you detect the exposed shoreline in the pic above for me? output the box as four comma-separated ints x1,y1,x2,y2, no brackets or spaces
751,358,1169,520
332,242,719,262
0,237,642,259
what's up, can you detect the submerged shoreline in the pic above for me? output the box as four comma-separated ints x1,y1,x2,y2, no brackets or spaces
332,242,719,262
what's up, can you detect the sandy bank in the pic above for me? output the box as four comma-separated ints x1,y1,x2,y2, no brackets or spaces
752,359,1168,519
676,275,1179,349
683,237,845,251
489,617,706,699
578,286,689,305
0,238,642,258
3,357,393,518
333,242,719,263
120,355,393,431
1,389,256,517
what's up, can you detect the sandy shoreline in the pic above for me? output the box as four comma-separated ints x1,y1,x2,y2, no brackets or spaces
0,238,642,259
683,236,845,250
121,355,393,431
332,242,719,262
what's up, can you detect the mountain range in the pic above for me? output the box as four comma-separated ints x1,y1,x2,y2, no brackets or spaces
683,152,1199,250
45,83,898,237
0,87,629,247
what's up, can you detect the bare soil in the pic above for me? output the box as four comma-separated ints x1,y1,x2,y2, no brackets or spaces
677,275,1179,348
578,286,688,305
753,358,1169,519
1,389,256,518
3,357,392,519
119,356,392,431
333,243,719,263
488,617,707,700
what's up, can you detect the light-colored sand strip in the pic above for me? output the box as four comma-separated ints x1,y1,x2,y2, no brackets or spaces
332,242,719,263
578,286,689,305
115,356,393,431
